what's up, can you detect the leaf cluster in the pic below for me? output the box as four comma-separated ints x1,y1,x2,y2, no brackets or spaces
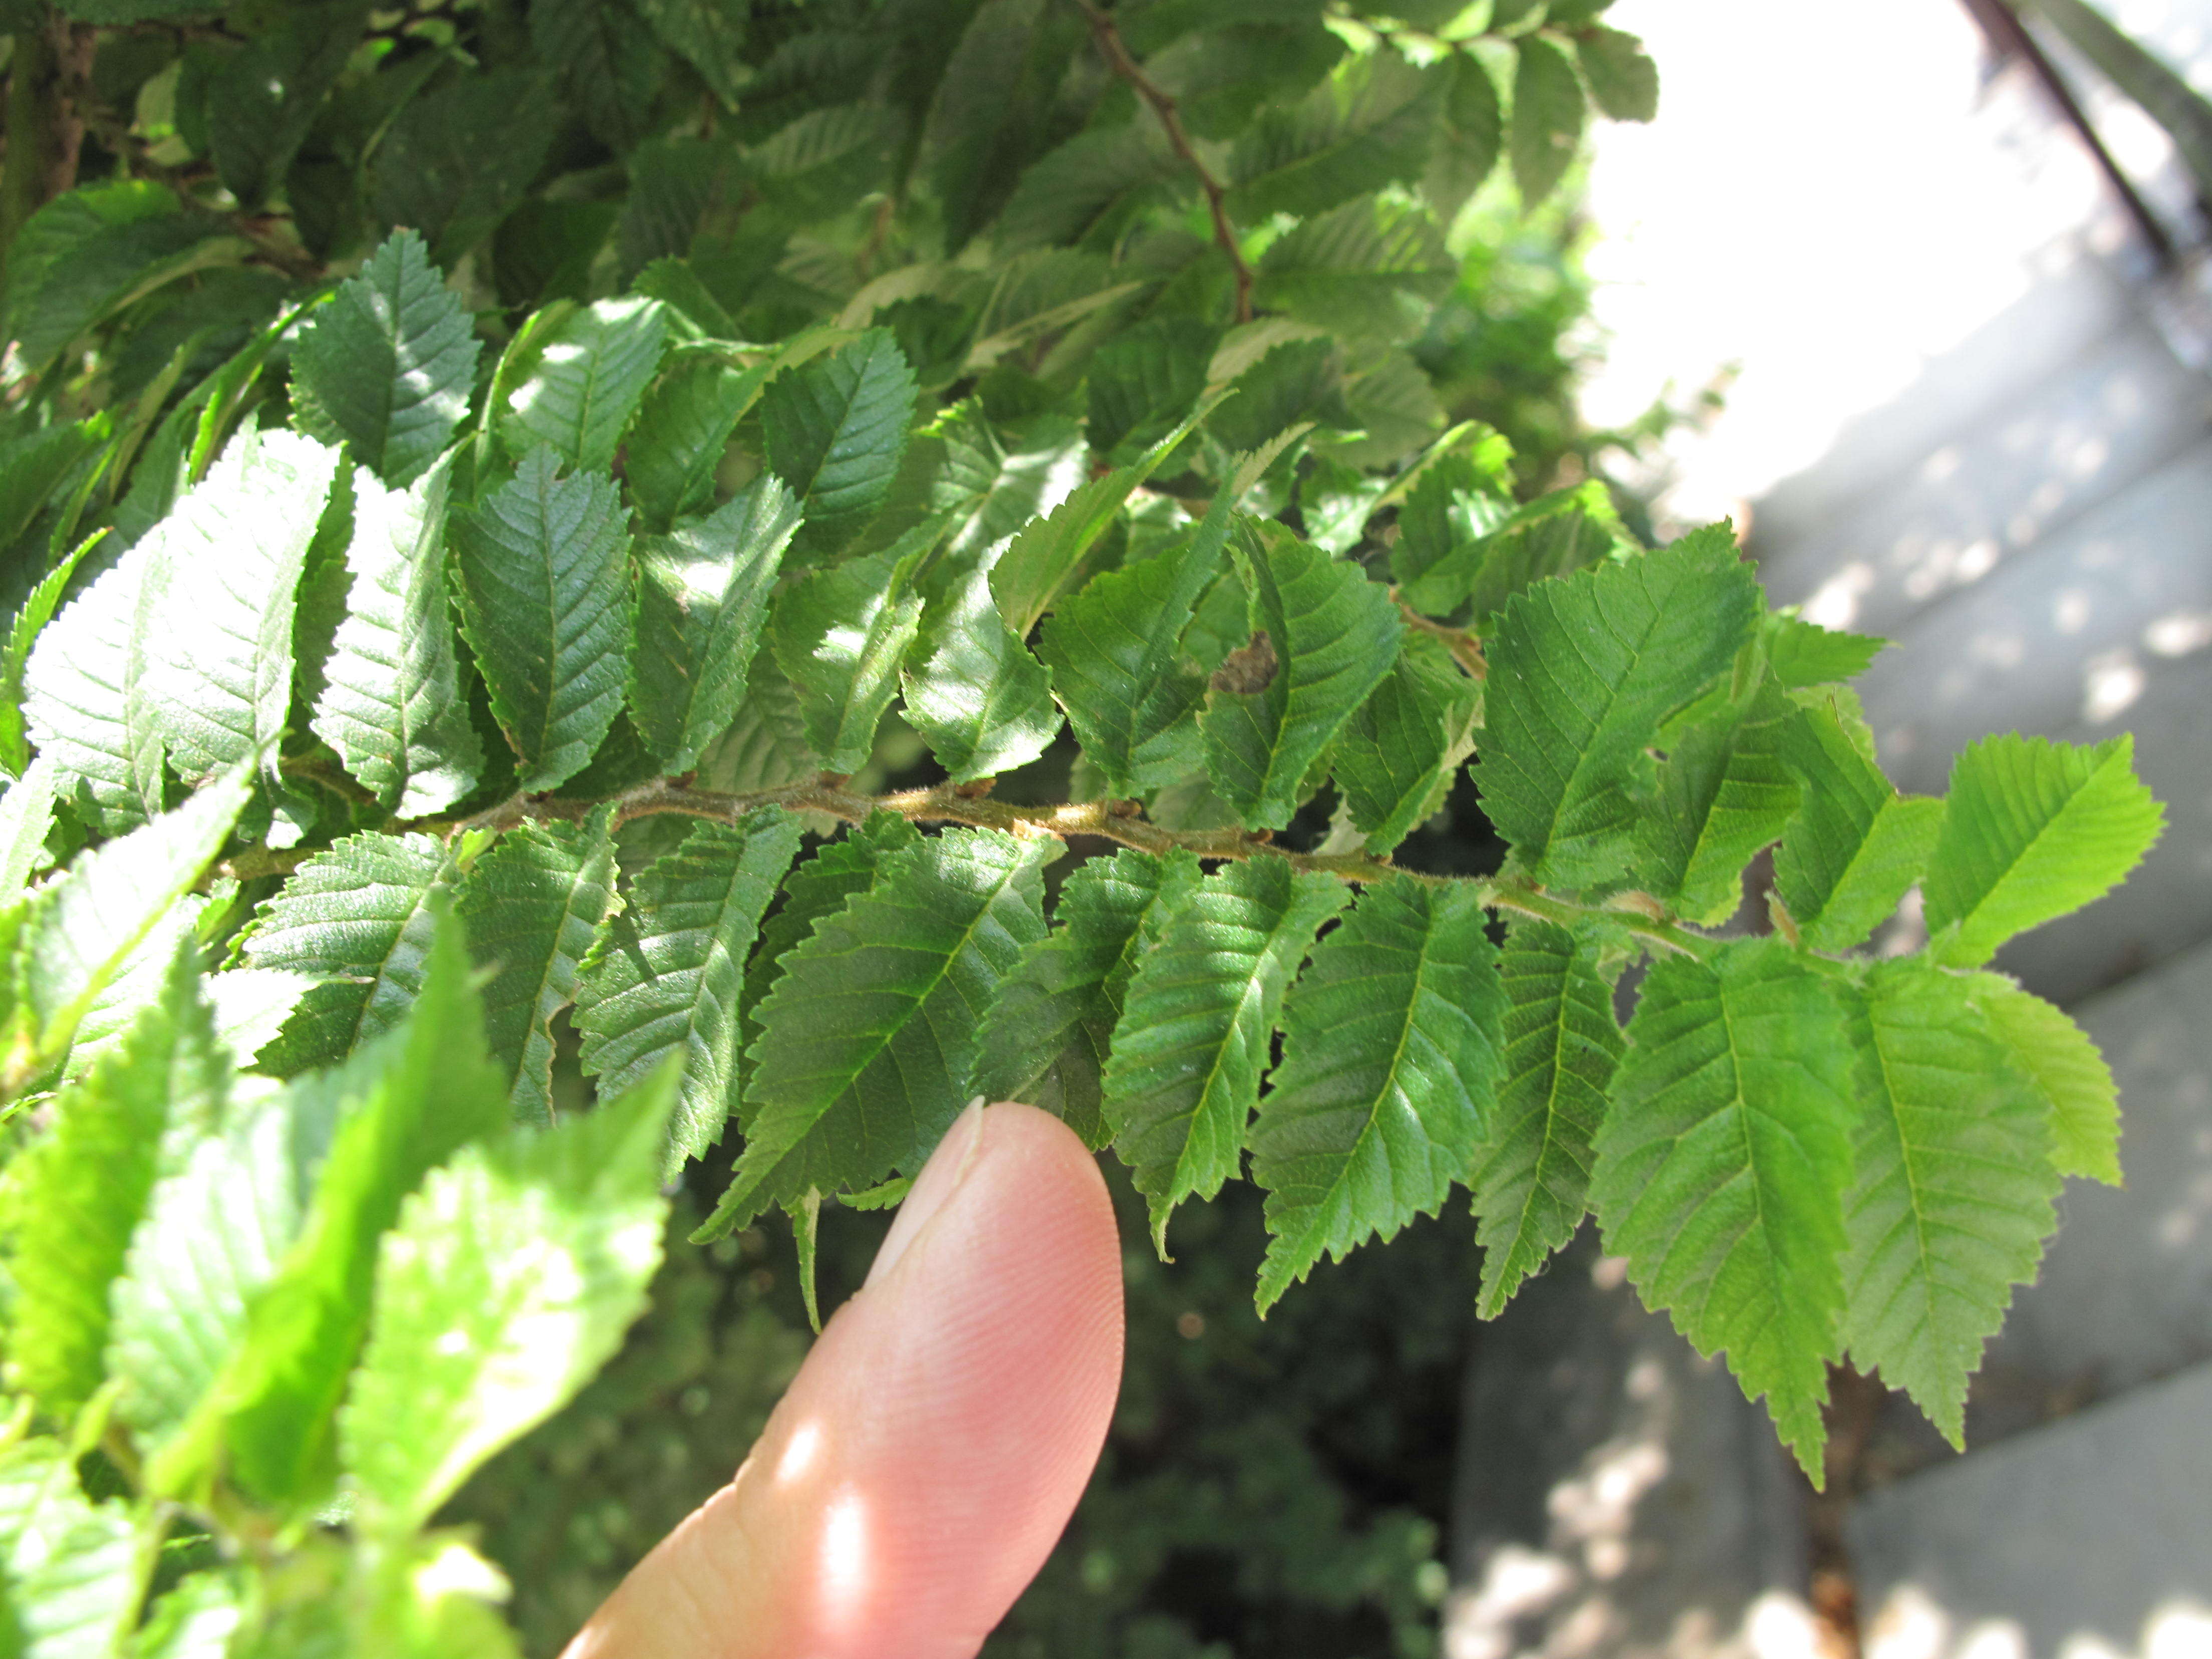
0,0,2162,1650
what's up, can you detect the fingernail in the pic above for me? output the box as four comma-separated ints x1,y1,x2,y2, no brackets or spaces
864,1098,989,1288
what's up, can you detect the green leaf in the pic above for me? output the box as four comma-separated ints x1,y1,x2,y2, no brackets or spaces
4,948,215,1416
623,358,764,534
990,391,1225,635
533,0,661,150
1201,521,1403,831
997,120,1183,249
699,827,1054,1239
1395,479,1622,622
1632,675,1801,925
131,1572,244,1659
637,0,751,107
24,764,250,1066
762,328,918,558
1250,879,1504,1313
108,1067,352,1452
924,0,1084,250
290,229,481,488
1084,318,1218,461
1036,484,1243,797
1427,49,1504,219
187,903,508,1507
923,404,1089,565
1209,337,1343,456
1840,958,2059,1446
1252,194,1454,343
368,69,561,264
1590,939,1858,1479
1386,439,1512,611
975,847,1204,1148
1470,921,1624,1317
500,297,670,474
241,831,453,1074
0,529,90,776
576,811,804,1172
201,2,365,209
309,457,483,815
0,1439,143,1659
1509,34,1584,206
0,758,58,901
455,814,619,1128
1967,973,2121,1186
768,541,926,775
902,555,1062,783
340,1062,677,1532
1575,25,1658,122
1772,700,1945,953
1475,525,1760,888
24,542,166,836
1331,634,1479,853
451,448,634,793
629,475,801,773
1226,51,1446,222
738,812,920,1053
1104,856,1349,1253
55,892,204,1087
5,181,228,378
1767,614,1884,689
131,425,337,789
1923,733,2164,968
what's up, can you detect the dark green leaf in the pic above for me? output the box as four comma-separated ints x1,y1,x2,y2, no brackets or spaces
451,448,634,793
974,847,1204,1147
1250,879,1503,1312
762,328,918,558
291,229,481,488
630,475,801,773
455,814,620,1127
501,297,670,475
369,69,561,264
1331,634,1479,853
1104,855,1349,1253
1471,921,1623,1316
1509,34,1584,205
700,827,1055,1239
768,539,926,774
576,810,805,1172
1200,521,1403,831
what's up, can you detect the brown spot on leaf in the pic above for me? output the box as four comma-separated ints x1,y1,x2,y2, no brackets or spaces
1210,630,1277,695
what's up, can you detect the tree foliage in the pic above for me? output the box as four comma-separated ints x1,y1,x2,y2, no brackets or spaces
0,0,2159,1651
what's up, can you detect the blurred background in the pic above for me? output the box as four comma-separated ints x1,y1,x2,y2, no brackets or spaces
449,3,2212,1654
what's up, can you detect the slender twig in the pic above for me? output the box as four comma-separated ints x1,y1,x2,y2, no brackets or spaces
380,776,1714,959
1074,0,1255,323
1394,597,1489,680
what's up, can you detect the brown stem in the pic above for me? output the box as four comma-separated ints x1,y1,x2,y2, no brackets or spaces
1076,0,1255,323
412,777,1717,960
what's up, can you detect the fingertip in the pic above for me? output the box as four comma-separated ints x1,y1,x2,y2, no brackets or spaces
566,1103,1124,1659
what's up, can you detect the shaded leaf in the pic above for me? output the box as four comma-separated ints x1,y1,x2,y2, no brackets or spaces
1104,856,1349,1253
1471,921,1623,1316
575,810,805,1172
1590,939,1857,1479
700,827,1054,1238
1250,879,1503,1312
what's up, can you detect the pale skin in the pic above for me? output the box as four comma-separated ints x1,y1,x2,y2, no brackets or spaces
562,1100,1127,1659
